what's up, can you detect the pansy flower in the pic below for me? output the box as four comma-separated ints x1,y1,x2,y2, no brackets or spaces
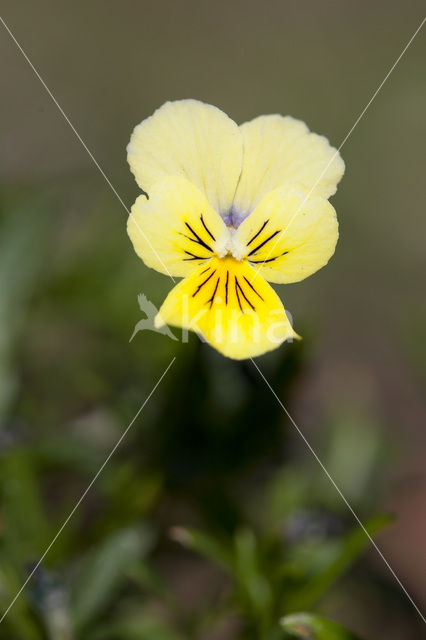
127,100,344,359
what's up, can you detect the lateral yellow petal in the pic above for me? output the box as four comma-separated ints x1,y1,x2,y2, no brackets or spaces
234,184,338,284
127,99,243,217
231,115,344,226
128,176,230,278
155,256,298,360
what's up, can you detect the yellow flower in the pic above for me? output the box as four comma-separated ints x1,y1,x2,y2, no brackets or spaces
127,100,344,360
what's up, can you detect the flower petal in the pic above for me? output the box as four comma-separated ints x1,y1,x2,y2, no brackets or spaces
231,115,344,225
128,176,230,277
127,99,243,217
234,184,338,284
155,256,297,360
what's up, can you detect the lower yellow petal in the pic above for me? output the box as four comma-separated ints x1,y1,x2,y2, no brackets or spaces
155,256,298,360
128,176,229,278
234,184,338,284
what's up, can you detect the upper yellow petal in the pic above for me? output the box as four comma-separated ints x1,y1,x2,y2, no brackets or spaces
234,184,339,284
155,256,297,360
127,176,230,278
231,115,344,226
127,99,243,217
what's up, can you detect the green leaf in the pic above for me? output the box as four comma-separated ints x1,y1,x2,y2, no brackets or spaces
283,515,390,612
0,450,49,571
0,562,43,640
265,467,313,530
234,528,272,619
322,411,384,506
173,526,273,632
70,526,153,630
280,613,363,639
86,609,184,640
0,195,52,417
170,526,234,574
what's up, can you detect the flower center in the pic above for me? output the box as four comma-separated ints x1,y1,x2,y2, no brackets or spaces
222,208,251,229
216,226,246,261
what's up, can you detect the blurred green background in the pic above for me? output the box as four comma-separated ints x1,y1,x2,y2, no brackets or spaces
0,1,425,638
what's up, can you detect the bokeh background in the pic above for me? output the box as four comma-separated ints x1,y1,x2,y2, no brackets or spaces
0,1,425,639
